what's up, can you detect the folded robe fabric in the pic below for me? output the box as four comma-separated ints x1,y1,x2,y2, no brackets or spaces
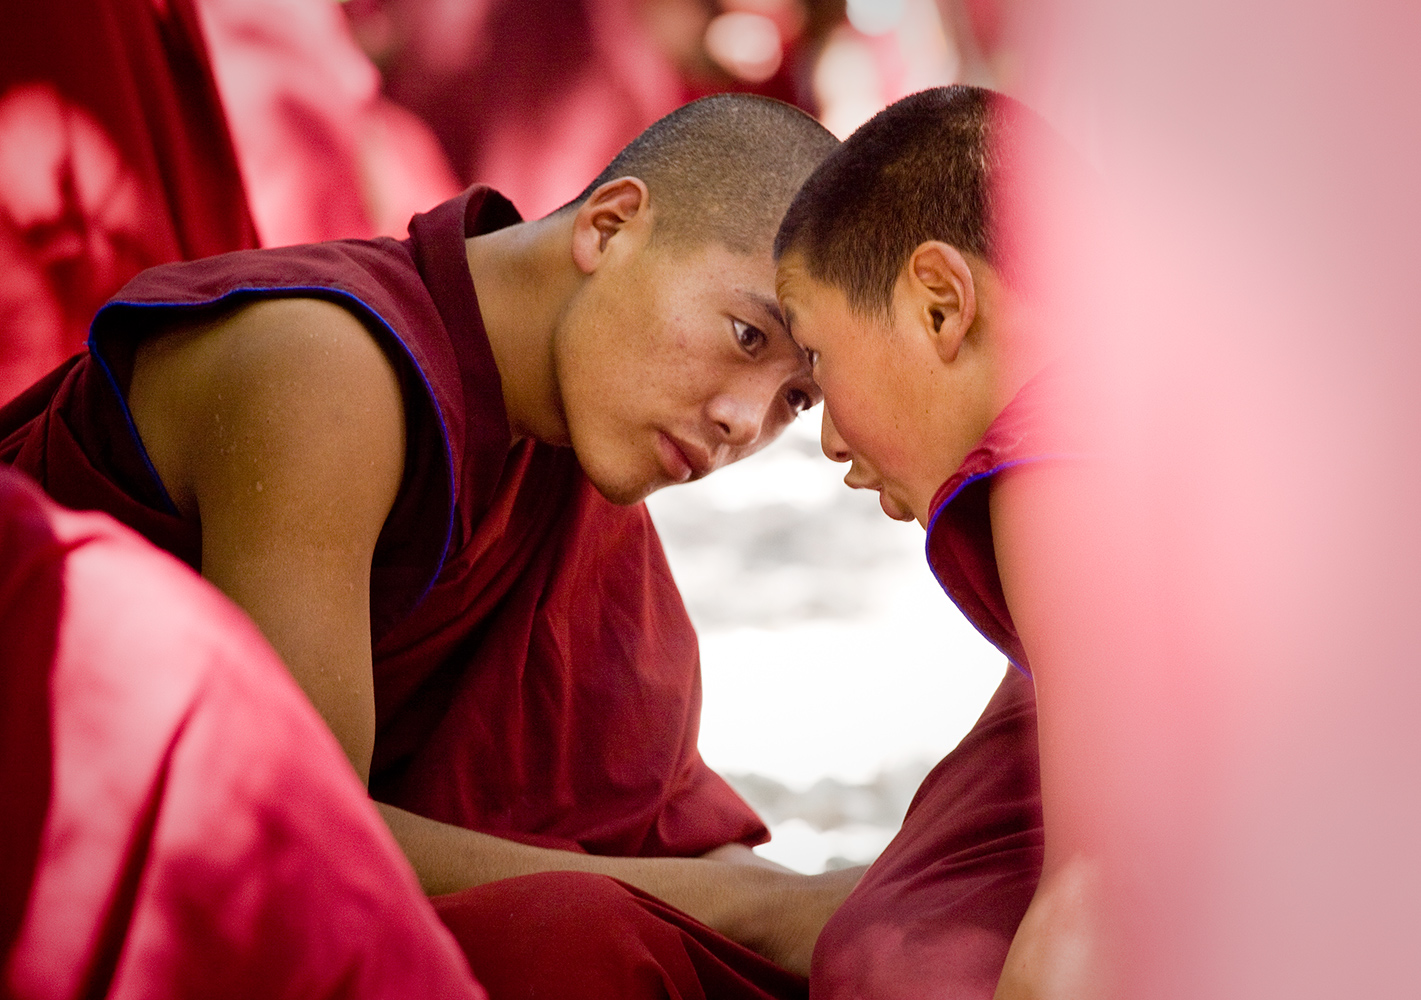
434,871,808,1000
0,467,484,1000
0,184,764,861
810,667,1042,1000
925,368,1077,674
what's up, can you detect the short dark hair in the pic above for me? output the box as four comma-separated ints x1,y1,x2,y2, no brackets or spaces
774,86,1054,313
564,94,839,255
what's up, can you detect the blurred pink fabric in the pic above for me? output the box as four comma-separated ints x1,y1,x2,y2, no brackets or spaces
365,0,684,218
0,467,485,1000
0,0,458,407
196,0,462,244
1000,0,1421,995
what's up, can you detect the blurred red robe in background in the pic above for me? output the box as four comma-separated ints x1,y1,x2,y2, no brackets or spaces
357,0,684,218
0,0,461,408
0,0,258,406
194,0,461,246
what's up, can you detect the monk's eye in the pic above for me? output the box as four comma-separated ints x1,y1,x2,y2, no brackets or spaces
786,388,813,414
732,319,766,354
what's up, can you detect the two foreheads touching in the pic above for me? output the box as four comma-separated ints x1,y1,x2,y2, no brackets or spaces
555,86,1050,327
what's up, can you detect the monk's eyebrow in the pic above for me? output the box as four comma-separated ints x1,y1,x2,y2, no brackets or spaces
746,292,786,333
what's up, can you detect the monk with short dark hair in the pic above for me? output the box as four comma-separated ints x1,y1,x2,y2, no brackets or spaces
2,94,851,996
774,85,1084,999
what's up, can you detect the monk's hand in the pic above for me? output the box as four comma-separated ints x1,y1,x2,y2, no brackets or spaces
723,864,867,977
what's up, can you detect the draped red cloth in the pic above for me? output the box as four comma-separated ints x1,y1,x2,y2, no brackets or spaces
809,376,1066,998
810,668,1042,1000
435,872,806,1000
0,182,789,997
0,184,765,861
0,467,484,1000
0,0,257,407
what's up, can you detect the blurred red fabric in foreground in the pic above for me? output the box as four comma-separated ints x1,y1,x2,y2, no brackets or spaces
999,0,1421,995
0,0,257,406
0,467,485,999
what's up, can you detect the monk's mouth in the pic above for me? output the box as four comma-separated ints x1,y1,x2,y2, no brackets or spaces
655,432,695,484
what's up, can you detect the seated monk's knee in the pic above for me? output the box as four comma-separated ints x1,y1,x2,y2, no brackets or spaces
432,871,702,1000
812,872,1037,1000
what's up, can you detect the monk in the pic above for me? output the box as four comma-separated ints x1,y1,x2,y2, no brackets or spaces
774,86,1088,998
1,94,851,996
0,466,484,999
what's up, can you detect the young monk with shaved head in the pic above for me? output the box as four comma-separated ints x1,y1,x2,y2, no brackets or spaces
774,86,1086,998
2,95,849,997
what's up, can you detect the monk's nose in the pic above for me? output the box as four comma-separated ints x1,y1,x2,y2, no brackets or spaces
708,391,767,448
821,409,851,463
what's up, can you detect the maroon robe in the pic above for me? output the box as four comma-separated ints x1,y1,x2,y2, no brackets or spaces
0,183,764,858
0,467,483,1000
0,0,257,406
435,871,807,1000
810,374,1069,999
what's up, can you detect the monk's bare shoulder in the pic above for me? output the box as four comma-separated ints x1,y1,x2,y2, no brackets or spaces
129,297,405,524
128,298,406,777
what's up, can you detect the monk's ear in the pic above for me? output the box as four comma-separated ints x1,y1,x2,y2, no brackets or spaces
906,241,976,365
570,177,651,275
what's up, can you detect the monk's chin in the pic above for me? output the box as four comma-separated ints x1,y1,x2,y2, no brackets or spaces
878,491,917,522
584,468,656,507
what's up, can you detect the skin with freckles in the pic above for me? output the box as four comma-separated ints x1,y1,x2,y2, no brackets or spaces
547,182,818,504
464,177,818,507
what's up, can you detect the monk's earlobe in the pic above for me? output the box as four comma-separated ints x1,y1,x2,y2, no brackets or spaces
570,177,650,274
910,242,975,365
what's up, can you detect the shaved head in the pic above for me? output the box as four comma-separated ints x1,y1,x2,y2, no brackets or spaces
775,86,1065,315
565,94,839,255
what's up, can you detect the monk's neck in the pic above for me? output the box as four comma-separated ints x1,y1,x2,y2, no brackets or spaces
464,214,580,444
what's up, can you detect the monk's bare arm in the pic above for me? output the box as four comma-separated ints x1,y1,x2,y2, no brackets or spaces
129,298,407,781
989,463,1109,1000
129,300,853,972
379,802,861,975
